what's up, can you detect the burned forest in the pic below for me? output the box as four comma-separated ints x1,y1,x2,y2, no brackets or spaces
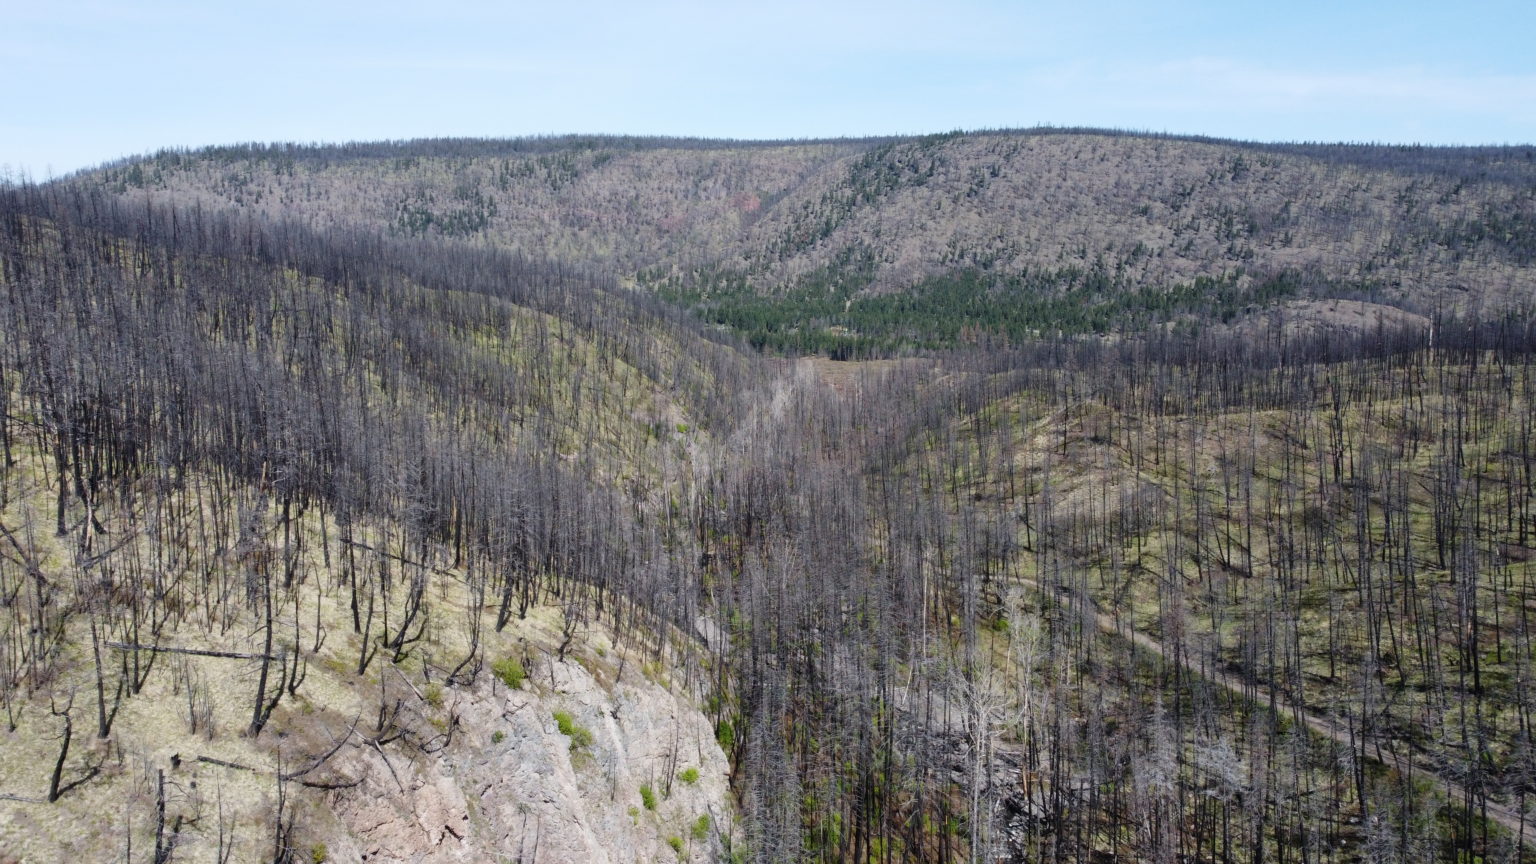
1,130,1536,862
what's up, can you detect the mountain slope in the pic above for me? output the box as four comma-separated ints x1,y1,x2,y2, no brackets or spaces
7,130,1536,863
84,130,1536,352
0,183,748,861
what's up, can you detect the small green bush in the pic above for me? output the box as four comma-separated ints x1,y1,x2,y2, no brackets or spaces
491,730,506,744
715,719,735,750
667,835,685,856
691,813,711,841
492,656,526,690
423,683,444,709
640,784,658,811
678,767,700,785
310,843,328,863
553,710,594,750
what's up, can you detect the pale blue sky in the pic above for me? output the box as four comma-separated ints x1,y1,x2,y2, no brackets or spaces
3,0,1533,178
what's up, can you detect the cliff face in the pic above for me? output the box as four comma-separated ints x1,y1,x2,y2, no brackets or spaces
319,651,734,863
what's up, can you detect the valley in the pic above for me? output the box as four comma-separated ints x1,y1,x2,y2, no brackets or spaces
0,129,1534,862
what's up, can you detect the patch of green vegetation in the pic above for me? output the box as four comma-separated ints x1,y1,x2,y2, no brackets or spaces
310,842,328,863
667,835,685,857
553,710,594,751
393,185,498,237
641,659,669,687
714,719,735,751
640,783,658,811
491,729,505,744
423,683,444,709
655,262,1318,356
690,813,711,841
492,656,526,690
677,766,700,785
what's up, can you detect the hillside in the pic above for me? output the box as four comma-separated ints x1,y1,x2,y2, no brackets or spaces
84,130,1536,352
2,132,1536,863
0,183,750,861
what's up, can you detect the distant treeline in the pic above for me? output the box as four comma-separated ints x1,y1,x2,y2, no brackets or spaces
85,127,1536,184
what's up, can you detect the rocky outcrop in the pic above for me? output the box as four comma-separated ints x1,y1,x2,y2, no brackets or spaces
320,655,735,863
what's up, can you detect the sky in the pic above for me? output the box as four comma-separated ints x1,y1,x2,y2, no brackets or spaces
3,0,1534,178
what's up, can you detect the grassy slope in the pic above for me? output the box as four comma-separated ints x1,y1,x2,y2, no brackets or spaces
898,349,1536,844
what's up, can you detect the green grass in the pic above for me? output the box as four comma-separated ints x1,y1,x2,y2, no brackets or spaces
553,710,594,751
492,656,526,690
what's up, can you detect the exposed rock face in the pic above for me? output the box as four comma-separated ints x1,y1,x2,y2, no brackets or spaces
322,655,734,863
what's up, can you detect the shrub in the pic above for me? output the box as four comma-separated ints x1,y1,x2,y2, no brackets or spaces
492,656,526,690
641,659,667,684
310,843,328,863
667,835,685,856
691,813,711,841
423,683,444,709
640,784,658,811
553,710,594,750
491,730,505,744
678,767,700,785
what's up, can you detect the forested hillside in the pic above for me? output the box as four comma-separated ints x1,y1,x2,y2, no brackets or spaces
85,130,1536,353
0,182,754,861
2,131,1535,862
